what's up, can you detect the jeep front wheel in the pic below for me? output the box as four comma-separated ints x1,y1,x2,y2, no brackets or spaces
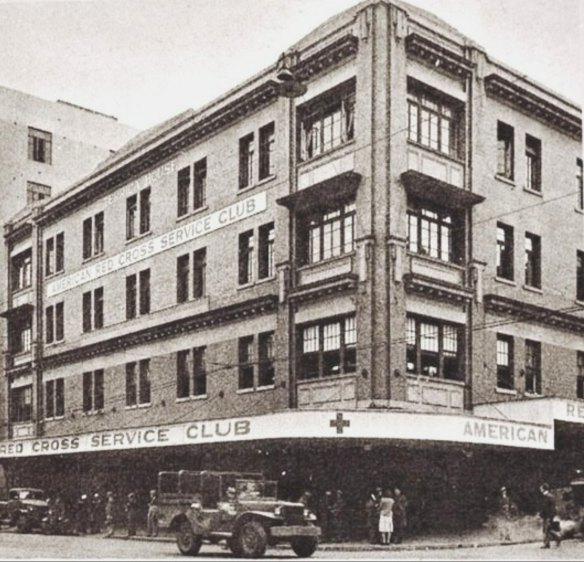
176,520,202,556
291,536,318,558
236,521,267,558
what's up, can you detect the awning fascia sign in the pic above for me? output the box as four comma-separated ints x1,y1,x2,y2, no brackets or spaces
474,398,584,426
0,410,553,459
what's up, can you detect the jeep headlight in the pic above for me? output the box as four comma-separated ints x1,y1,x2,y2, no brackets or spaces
27,506,35,512
274,506,283,517
304,509,317,522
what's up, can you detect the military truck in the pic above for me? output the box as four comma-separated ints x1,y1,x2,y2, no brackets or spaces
0,488,50,532
157,470,320,558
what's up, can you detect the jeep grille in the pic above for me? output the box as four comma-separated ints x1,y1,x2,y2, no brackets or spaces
281,505,304,525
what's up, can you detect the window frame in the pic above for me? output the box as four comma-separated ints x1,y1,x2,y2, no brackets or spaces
258,332,275,388
496,223,514,280
259,122,276,180
45,378,65,420
524,232,542,289
525,134,542,192
239,133,255,190
11,250,32,292
176,347,207,398
193,158,207,210
10,385,33,423
83,212,104,259
496,334,514,390
238,336,255,390
258,222,275,280
496,121,514,180
126,359,151,407
238,230,254,285
524,340,542,395
82,369,104,413
28,127,52,164
577,250,584,302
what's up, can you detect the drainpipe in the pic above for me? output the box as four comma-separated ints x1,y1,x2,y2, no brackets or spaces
32,209,44,437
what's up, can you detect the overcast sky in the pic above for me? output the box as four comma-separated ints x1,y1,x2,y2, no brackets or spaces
0,0,581,131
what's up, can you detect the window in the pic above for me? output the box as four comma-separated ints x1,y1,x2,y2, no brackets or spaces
82,288,103,332
299,316,356,380
126,188,150,240
11,385,33,423
193,248,206,299
238,336,255,390
177,254,190,303
407,79,462,159
299,79,355,162
408,203,463,263
176,347,207,398
406,316,462,380
140,269,151,314
46,302,64,343
258,332,275,387
11,250,32,291
525,134,541,192
140,187,151,234
496,335,514,390
27,181,51,204
258,222,275,279
126,360,151,407
496,223,514,280
239,133,255,189
578,251,584,302
177,166,190,217
577,352,584,399
299,200,355,265
194,158,207,210
238,230,254,285
11,312,32,354
82,369,104,413
126,274,137,319
578,158,583,210
126,195,137,240
525,340,542,395
28,127,52,164
497,122,514,180
45,233,64,276
127,269,150,318
259,122,275,180
83,212,104,259
524,232,541,289
45,378,64,419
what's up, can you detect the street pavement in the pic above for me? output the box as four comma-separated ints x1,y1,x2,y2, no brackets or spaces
0,530,582,560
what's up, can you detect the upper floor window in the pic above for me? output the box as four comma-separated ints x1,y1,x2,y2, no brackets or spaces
126,187,151,240
45,378,65,419
82,287,104,332
496,334,514,390
194,158,207,210
408,203,463,264
238,230,254,285
178,159,207,216
46,301,64,343
578,158,583,210
45,232,64,277
177,347,207,399
28,127,52,164
258,222,275,279
27,181,51,205
83,211,104,260
177,248,207,302
83,369,104,413
496,223,514,280
299,79,355,162
407,78,462,159
177,166,191,217
10,311,32,354
259,122,276,180
578,351,584,399
126,269,150,319
525,134,541,192
258,332,275,387
497,121,514,180
524,232,541,289
525,340,542,395
238,336,255,390
11,249,32,291
239,133,255,190
577,250,584,302
126,359,151,407
406,315,462,381
299,315,356,380
11,385,33,423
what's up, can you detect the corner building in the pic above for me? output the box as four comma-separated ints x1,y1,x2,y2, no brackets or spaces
1,0,583,536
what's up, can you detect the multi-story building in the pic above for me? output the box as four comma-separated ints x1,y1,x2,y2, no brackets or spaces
1,0,582,534
0,85,137,443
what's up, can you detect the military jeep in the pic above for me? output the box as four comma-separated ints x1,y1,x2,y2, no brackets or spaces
157,470,320,558
0,488,49,533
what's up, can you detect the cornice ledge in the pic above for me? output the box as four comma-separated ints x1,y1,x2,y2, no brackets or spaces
288,273,358,304
484,74,582,140
296,34,359,82
404,273,473,304
484,294,584,334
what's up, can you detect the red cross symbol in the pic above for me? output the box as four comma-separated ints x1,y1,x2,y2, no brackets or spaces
330,412,350,434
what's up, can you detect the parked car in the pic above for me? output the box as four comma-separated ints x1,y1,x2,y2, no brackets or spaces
157,470,321,558
0,488,50,532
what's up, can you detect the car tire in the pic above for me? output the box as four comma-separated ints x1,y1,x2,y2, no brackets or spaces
16,514,30,534
236,521,267,558
291,536,319,558
176,520,202,556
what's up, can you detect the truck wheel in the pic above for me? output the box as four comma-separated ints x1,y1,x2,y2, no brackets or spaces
236,521,267,558
16,514,30,534
291,536,318,558
176,521,202,556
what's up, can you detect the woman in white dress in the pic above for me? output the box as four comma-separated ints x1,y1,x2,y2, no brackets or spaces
378,489,395,545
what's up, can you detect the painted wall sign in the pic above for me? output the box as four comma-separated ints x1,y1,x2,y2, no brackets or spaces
0,410,554,459
47,192,267,297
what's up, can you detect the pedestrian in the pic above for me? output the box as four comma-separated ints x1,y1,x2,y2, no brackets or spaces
378,489,395,546
319,490,334,542
392,487,408,544
497,486,514,542
90,492,103,534
146,489,160,537
125,492,139,537
330,489,347,542
104,491,116,538
539,483,561,548
299,490,313,509
365,488,381,544
76,494,89,535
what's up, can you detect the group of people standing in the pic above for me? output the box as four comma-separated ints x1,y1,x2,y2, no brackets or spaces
365,487,408,545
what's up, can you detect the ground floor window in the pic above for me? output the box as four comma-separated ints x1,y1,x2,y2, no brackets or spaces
406,315,463,380
299,315,356,380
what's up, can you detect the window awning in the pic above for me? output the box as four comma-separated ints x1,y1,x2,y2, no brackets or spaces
277,171,361,213
401,170,484,209
0,303,33,319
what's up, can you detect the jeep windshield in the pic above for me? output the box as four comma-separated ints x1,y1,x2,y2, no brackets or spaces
235,479,277,500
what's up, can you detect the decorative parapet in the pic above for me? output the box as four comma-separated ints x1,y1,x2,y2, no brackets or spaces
484,74,582,140
405,33,474,78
